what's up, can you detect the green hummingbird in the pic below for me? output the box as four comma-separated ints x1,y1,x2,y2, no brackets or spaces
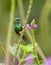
14,18,26,40
14,18,23,35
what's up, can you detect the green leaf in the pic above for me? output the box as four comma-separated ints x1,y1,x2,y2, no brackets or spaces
20,44,33,53
20,44,28,53
27,44,33,52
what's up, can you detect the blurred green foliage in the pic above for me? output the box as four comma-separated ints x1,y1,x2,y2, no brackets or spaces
0,0,51,61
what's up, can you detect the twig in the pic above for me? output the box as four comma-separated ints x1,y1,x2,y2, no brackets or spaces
35,43,46,61
31,19,40,65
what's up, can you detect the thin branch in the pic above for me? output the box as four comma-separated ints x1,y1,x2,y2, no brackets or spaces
31,19,40,65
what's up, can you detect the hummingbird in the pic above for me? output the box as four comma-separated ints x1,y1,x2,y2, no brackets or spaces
14,18,23,35
14,18,27,41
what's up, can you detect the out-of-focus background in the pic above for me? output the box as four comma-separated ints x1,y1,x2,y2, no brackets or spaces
0,0,51,61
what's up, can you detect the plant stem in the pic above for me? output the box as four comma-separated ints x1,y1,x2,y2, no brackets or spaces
18,0,33,25
31,29,40,65
24,0,33,25
5,0,15,65
35,43,46,61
